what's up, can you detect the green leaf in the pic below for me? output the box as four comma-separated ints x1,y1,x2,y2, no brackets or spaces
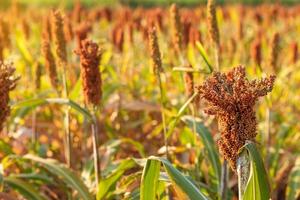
97,159,136,200
242,142,270,200
23,154,94,200
182,115,221,182
4,177,46,200
13,98,93,121
286,156,300,200
140,158,161,200
149,157,209,200
166,92,199,138
195,41,213,73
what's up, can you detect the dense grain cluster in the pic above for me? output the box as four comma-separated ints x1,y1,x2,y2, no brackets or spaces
198,66,275,170
41,36,59,91
169,4,182,54
0,62,18,131
207,0,220,47
76,40,102,106
52,11,67,65
148,27,163,75
269,32,280,72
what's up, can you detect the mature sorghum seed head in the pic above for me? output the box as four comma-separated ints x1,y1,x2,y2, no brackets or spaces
170,4,182,54
184,64,194,98
207,0,220,47
52,10,67,65
197,66,275,170
290,42,298,64
42,15,52,41
0,62,18,131
0,19,10,49
251,38,262,66
269,32,280,72
148,27,162,75
34,62,42,90
75,22,92,49
41,37,59,91
75,40,102,106
64,15,74,43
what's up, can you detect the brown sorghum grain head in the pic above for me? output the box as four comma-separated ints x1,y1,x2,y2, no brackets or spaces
41,36,59,91
251,37,262,67
169,3,182,54
148,27,163,75
64,15,74,43
21,18,30,39
75,22,92,49
42,15,52,41
184,64,194,98
72,0,82,23
75,39,102,106
0,62,18,132
197,66,275,170
0,38,3,61
207,0,220,47
52,10,67,65
0,19,11,48
34,62,42,90
269,32,280,72
290,42,298,64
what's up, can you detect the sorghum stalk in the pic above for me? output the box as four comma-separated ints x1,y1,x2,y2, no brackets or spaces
207,0,220,70
237,149,250,200
52,10,72,167
148,27,168,158
75,39,102,189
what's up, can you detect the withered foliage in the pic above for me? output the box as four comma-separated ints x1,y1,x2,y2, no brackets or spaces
0,62,18,131
75,40,102,106
197,66,275,170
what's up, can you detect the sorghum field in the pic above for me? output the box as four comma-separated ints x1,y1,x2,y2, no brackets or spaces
0,0,299,199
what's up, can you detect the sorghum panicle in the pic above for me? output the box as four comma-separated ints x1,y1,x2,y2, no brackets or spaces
0,62,18,131
52,10,67,65
207,0,220,47
41,37,59,91
269,32,280,72
197,66,275,170
148,27,163,75
75,40,102,106
290,42,298,64
169,4,182,54
251,38,262,66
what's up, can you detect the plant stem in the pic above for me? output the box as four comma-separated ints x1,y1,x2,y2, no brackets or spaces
220,160,228,200
61,64,72,168
237,150,250,200
157,73,168,159
91,107,101,191
214,45,220,71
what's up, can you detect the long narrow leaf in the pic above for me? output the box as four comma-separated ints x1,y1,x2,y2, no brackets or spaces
23,154,94,200
182,115,221,182
97,159,136,200
140,158,161,200
4,177,46,200
150,157,209,200
242,142,270,200
13,98,93,121
195,41,213,73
